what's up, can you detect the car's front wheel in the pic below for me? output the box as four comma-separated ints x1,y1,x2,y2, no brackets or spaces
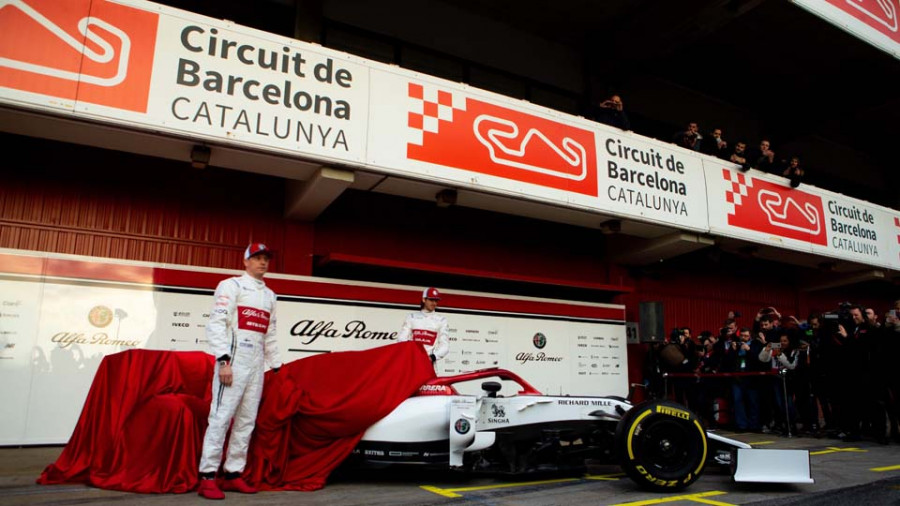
615,400,707,491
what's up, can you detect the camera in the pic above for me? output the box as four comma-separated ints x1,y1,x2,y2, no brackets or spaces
821,302,854,335
771,343,781,350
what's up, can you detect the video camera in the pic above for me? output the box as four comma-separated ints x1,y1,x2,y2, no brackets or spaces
821,301,854,336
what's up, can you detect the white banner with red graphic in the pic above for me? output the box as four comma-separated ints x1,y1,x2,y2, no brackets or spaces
1,0,896,270
791,0,900,58
367,70,604,209
0,249,626,445
707,163,900,269
0,0,369,163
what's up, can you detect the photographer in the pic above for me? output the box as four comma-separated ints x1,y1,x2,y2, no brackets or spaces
759,334,801,435
805,314,832,435
672,122,703,151
592,94,631,131
782,156,805,188
831,304,872,442
722,327,765,432
754,309,781,343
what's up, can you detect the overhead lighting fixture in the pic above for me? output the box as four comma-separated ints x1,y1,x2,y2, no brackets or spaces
190,145,211,169
599,219,621,235
435,189,457,208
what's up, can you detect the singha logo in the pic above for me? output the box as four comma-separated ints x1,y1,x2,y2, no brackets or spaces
491,404,505,418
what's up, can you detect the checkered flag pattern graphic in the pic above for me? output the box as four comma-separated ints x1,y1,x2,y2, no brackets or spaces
895,217,900,261
407,82,466,146
722,169,752,215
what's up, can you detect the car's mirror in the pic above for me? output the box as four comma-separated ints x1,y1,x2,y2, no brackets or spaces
481,381,501,398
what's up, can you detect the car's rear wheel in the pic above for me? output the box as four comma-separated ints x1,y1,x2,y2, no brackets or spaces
615,400,707,491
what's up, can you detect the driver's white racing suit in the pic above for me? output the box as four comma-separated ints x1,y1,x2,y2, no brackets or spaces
198,273,282,475
397,309,450,362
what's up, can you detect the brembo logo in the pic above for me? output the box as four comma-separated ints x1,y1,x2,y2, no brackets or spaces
406,82,599,196
722,169,827,245
0,0,158,112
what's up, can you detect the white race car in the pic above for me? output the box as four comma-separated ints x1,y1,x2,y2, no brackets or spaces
350,368,813,491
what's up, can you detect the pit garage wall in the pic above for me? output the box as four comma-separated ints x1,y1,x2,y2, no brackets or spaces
0,248,626,445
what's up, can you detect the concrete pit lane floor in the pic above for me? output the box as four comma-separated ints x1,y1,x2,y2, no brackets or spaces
2,431,898,505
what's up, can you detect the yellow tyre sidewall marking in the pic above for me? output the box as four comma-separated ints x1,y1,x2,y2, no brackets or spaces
626,406,708,485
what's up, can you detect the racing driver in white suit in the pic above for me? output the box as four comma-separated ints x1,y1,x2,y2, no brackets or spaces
197,243,283,500
397,287,450,364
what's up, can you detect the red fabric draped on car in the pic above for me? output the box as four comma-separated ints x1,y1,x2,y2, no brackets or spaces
246,341,436,490
37,349,215,493
37,342,435,493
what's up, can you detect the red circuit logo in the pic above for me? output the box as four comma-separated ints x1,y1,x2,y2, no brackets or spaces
722,169,828,245
827,0,900,43
0,0,158,112
406,82,599,196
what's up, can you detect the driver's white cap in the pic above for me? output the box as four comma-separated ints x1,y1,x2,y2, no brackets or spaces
422,287,441,300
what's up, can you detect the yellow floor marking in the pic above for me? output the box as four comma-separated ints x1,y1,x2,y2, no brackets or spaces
610,490,733,506
810,446,867,456
870,464,900,472
584,472,625,481
747,440,775,446
420,477,579,498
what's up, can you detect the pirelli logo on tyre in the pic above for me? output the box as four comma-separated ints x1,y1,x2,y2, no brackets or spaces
0,0,159,112
406,82,599,197
655,405,690,420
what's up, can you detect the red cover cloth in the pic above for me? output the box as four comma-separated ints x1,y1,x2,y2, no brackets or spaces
38,342,435,493
37,349,215,493
246,341,436,491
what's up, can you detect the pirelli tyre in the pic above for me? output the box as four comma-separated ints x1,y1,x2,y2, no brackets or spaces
615,400,707,491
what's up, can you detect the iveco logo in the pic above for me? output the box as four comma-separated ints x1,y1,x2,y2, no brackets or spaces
533,332,547,349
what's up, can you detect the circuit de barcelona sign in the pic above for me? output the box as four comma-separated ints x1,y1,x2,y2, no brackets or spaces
0,0,898,270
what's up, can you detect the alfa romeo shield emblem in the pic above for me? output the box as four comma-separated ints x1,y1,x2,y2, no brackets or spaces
454,418,470,434
532,332,547,349
88,305,114,328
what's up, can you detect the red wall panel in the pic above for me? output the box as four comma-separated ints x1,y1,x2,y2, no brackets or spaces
0,135,312,275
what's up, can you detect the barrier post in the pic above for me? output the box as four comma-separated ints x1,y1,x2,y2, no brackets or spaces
781,369,792,437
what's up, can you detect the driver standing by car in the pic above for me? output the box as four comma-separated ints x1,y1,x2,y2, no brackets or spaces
197,243,283,500
397,287,450,365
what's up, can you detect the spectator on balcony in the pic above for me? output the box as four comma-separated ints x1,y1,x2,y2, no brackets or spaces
782,156,804,188
701,127,729,159
673,122,703,151
591,94,631,131
750,139,779,174
729,142,750,171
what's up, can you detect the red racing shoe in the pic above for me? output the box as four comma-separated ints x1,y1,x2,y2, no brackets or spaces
221,476,257,494
197,478,225,500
